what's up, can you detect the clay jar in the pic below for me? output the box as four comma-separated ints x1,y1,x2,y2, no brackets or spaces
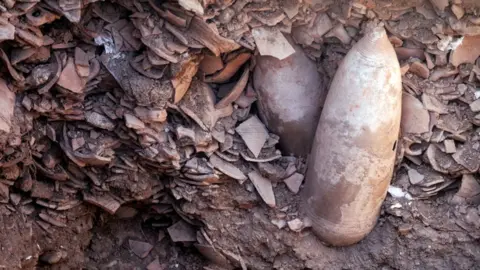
253,41,326,157
303,27,402,246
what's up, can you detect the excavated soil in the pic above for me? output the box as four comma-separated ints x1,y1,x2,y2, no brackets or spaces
0,0,480,269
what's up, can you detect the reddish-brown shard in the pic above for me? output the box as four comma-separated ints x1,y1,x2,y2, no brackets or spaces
57,57,86,93
129,240,153,258
401,93,430,134
450,36,480,67
171,55,201,103
215,67,249,109
205,52,251,83
199,53,224,75
409,61,430,79
83,192,121,214
0,79,15,133
188,16,240,56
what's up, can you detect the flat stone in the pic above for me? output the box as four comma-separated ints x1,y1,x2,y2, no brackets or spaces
283,173,304,194
129,240,153,258
252,27,295,60
248,171,276,207
401,93,430,134
236,116,269,158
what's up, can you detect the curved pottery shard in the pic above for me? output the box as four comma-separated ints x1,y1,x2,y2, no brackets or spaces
302,27,402,246
253,40,326,157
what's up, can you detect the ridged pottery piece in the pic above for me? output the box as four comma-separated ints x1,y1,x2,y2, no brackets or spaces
253,41,326,157
303,27,402,246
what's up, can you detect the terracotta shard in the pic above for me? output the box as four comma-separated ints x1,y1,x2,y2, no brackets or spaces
252,27,295,60
179,79,218,130
452,141,480,172
248,171,276,207
188,16,240,56
167,220,197,242
236,116,269,158
83,191,121,214
129,240,153,258
0,183,8,203
451,174,480,204
407,168,424,185
429,0,448,12
57,57,86,93
71,137,85,151
147,258,164,270
422,94,449,114
395,47,425,61
0,18,15,42
124,114,146,130
250,10,286,26
325,24,352,44
11,47,37,65
215,67,249,109
283,173,304,194
134,107,167,123
205,52,251,83
426,144,464,174
444,139,456,154
209,154,247,182
26,7,59,26
178,0,204,15
0,49,24,82
199,53,224,75
401,93,430,134
409,61,430,79
85,111,116,131
450,36,480,67
171,55,201,103
292,13,333,46
0,78,15,133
